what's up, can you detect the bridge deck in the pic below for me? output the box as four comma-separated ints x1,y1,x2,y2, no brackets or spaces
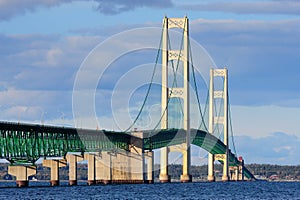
0,121,255,179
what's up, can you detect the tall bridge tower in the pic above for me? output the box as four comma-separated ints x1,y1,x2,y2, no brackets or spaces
208,68,229,182
159,16,192,183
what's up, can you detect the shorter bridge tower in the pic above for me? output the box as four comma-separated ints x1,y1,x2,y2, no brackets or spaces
207,68,229,182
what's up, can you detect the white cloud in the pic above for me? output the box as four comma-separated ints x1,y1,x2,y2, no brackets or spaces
231,105,300,138
0,0,174,21
3,18,299,107
235,132,300,165
93,0,173,15
0,0,73,21
0,90,72,122
189,18,300,107
0,34,104,92
180,1,300,15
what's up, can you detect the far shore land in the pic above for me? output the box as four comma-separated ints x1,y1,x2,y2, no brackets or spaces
0,163,299,182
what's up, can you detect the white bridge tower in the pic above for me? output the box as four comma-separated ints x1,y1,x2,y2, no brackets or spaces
207,68,229,182
159,16,192,183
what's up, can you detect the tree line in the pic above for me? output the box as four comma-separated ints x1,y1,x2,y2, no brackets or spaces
1,163,299,181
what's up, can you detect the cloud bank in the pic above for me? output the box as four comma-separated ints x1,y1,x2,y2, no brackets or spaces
94,0,173,15
235,132,300,165
0,0,73,21
180,0,300,15
0,0,174,21
1,0,299,22
1,17,300,125
189,19,300,107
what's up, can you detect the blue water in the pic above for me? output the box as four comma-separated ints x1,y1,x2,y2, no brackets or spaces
0,181,299,199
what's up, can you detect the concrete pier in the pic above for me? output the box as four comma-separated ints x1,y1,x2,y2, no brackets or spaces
229,157,245,181
66,154,84,186
230,166,239,181
180,144,192,183
95,149,149,184
129,131,147,183
146,151,154,183
83,131,150,184
111,151,131,183
207,154,215,182
8,165,36,187
43,159,67,186
159,147,170,183
238,157,245,181
168,144,192,183
84,153,96,185
95,152,112,184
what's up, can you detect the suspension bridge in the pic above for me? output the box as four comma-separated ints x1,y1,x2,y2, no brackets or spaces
0,16,255,187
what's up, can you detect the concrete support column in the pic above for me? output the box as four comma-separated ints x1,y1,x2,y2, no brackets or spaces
146,151,154,183
208,69,215,182
8,165,36,187
221,157,229,181
66,154,84,186
159,147,170,183
239,165,244,181
238,157,245,181
111,151,131,183
129,151,145,183
43,159,67,186
180,144,192,182
160,16,170,184
222,69,229,182
130,131,146,183
229,166,238,181
84,153,96,185
207,153,215,182
95,152,111,184
181,16,192,183
235,168,239,181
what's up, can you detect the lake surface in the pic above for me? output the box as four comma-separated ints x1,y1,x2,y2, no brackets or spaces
0,181,299,199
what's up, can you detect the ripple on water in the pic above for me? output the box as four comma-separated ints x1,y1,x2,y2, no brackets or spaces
0,181,299,200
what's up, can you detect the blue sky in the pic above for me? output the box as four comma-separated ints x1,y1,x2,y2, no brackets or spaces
0,0,300,165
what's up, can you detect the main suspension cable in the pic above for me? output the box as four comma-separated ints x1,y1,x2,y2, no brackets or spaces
124,21,165,132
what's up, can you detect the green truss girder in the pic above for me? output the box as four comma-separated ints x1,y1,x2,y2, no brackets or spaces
0,122,255,179
143,128,255,179
0,122,130,164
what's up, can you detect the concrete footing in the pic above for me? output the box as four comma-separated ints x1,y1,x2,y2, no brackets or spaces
16,180,29,187
222,175,229,182
207,175,216,182
96,180,111,185
94,180,151,184
146,180,154,184
50,180,59,186
110,180,148,184
159,174,171,183
87,180,96,185
180,174,192,183
69,180,77,186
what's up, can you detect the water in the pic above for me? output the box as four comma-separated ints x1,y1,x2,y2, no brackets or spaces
0,181,299,199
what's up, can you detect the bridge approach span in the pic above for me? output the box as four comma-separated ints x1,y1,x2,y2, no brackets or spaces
0,121,255,179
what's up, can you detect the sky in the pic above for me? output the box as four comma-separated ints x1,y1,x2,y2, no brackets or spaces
0,0,300,165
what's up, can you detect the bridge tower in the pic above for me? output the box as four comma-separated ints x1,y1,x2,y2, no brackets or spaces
207,68,229,182
159,16,192,183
